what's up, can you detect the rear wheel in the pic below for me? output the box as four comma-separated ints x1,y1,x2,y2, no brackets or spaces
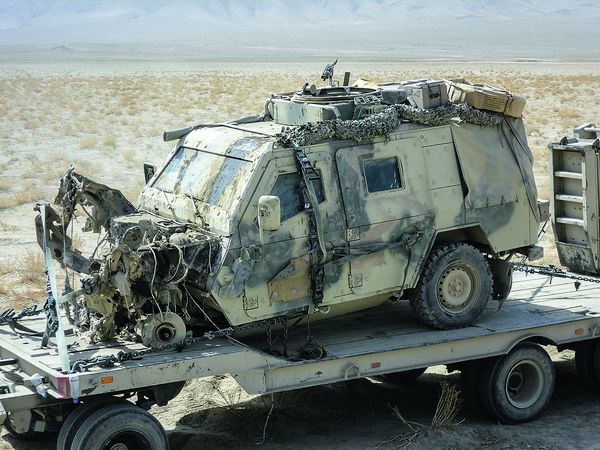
478,343,555,423
69,402,168,450
410,243,492,329
460,361,485,412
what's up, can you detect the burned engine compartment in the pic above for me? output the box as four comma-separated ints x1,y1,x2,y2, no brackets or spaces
36,170,221,347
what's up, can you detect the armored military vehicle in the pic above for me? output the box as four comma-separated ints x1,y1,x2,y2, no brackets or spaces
36,66,547,347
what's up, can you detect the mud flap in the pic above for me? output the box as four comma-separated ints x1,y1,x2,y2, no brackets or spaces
489,258,513,301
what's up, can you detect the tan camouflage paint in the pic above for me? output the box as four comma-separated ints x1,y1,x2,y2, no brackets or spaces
139,118,540,326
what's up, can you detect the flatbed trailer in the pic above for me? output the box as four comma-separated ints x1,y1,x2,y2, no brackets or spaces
1,271,600,449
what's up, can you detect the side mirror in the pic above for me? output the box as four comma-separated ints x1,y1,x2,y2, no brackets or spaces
143,163,156,184
258,195,281,232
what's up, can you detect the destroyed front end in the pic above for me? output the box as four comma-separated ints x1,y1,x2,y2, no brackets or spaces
36,170,223,347
36,125,274,347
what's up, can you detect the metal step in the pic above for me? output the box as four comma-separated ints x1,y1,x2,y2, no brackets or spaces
555,194,584,204
556,217,585,227
554,170,583,180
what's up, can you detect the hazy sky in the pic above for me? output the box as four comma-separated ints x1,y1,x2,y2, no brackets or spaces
1,0,599,59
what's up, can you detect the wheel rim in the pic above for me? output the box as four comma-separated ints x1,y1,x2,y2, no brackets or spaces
504,359,544,409
102,431,151,450
438,262,480,313
155,322,177,343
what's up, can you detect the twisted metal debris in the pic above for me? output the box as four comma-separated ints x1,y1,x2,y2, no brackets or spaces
276,103,503,147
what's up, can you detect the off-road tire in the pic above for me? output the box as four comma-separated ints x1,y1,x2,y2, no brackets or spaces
409,243,492,329
70,402,169,450
478,343,555,423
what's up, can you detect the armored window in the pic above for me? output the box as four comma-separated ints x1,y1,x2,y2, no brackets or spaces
363,157,402,193
271,173,325,221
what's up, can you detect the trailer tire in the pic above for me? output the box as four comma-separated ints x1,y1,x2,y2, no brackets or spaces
410,243,492,329
593,341,600,387
57,398,126,450
460,361,485,412
478,343,554,423
70,402,169,450
4,410,52,441
575,339,600,388
382,367,426,383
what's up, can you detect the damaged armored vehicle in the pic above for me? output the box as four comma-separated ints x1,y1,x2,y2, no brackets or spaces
36,65,547,348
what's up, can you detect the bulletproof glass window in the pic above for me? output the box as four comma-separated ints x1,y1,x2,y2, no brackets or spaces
270,173,325,221
363,157,402,193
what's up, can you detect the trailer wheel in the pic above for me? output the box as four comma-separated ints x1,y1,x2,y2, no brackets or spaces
410,243,492,329
478,343,555,423
593,341,600,386
575,339,600,388
57,398,125,450
70,402,168,450
460,361,485,412
382,367,426,383
4,410,52,441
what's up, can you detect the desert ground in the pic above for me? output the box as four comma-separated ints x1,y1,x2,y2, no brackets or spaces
0,59,600,449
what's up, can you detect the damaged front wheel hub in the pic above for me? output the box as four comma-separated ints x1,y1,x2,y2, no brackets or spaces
138,312,186,348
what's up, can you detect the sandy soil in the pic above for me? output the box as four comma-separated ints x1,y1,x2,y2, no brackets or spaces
1,60,600,449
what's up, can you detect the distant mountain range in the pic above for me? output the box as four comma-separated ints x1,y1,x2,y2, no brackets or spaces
1,0,599,60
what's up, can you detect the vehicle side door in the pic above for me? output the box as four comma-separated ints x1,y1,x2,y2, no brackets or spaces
334,137,434,299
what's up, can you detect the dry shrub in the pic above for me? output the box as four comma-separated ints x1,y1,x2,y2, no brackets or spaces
0,178,11,192
9,286,45,306
0,189,43,209
101,134,117,146
19,249,46,286
205,375,245,413
0,260,13,276
378,383,463,448
146,128,161,138
79,135,98,149
0,249,47,309
0,283,10,297
62,123,76,136
0,221,18,232
122,148,136,163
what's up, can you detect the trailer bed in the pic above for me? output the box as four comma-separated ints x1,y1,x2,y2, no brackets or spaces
0,272,599,415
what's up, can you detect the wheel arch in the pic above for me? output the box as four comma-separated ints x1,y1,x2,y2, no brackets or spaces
408,225,495,291
433,225,496,255
506,335,558,353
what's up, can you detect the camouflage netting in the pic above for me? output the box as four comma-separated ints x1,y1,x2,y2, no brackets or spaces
276,103,503,147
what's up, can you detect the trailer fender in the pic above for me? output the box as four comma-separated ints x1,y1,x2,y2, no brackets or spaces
506,334,558,353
